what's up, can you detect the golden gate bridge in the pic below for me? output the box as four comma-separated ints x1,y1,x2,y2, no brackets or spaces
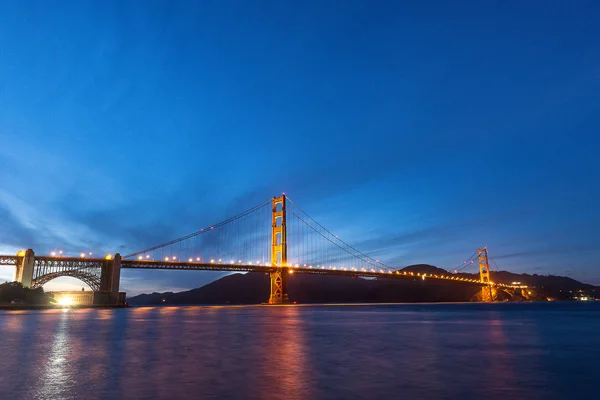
0,195,522,305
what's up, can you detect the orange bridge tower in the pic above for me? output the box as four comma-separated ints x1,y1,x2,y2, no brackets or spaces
478,248,494,302
269,195,290,304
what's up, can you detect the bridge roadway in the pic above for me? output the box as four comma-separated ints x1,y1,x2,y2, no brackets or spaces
0,255,17,265
1,254,523,289
123,259,500,286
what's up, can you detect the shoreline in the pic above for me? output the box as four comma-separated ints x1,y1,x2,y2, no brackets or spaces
0,304,128,310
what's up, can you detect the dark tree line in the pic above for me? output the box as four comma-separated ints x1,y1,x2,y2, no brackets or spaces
0,282,54,304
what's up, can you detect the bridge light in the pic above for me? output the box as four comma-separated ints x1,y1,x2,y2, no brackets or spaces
230,260,234,264
105,254,112,260
422,275,426,280
196,257,200,261
51,251,56,256
238,260,242,263
17,250,25,257
138,256,143,260
80,253,86,258
289,269,294,274
189,258,193,262
165,257,169,261
218,258,221,262
309,265,313,268
210,259,215,263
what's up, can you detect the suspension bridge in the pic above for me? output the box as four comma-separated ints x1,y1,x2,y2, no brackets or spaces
0,195,520,305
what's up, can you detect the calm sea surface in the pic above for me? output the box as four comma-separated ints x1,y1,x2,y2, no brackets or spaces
0,302,598,399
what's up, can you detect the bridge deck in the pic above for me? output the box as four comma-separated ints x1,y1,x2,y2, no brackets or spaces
0,255,18,265
1,255,523,289
122,260,496,287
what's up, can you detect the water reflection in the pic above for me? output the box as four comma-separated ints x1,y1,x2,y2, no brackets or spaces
0,303,598,399
485,316,517,395
258,306,312,399
37,311,74,399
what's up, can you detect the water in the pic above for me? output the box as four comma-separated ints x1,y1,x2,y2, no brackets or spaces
0,303,598,400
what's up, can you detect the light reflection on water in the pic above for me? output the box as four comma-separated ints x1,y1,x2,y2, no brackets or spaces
39,311,73,400
0,303,599,400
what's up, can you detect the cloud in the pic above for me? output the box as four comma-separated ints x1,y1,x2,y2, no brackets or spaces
493,242,600,261
0,202,37,249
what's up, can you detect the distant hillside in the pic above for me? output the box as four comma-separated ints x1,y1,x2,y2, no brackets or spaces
399,264,449,275
128,266,598,305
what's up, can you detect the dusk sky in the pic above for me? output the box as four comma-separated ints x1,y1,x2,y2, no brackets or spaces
1,1,599,294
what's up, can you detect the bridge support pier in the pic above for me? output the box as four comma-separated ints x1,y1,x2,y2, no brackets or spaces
100,253,122,304
15,249,34,288
268,269,289,304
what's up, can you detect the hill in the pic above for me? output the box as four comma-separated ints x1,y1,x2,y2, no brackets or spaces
399,264,449,275
127,265,598,305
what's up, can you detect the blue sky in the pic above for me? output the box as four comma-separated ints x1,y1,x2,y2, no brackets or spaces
1,1,599,294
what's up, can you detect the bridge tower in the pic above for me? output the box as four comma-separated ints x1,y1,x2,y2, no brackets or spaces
478,248,493,302
269,195,289,304
100,253,122,299
15,249,34,288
